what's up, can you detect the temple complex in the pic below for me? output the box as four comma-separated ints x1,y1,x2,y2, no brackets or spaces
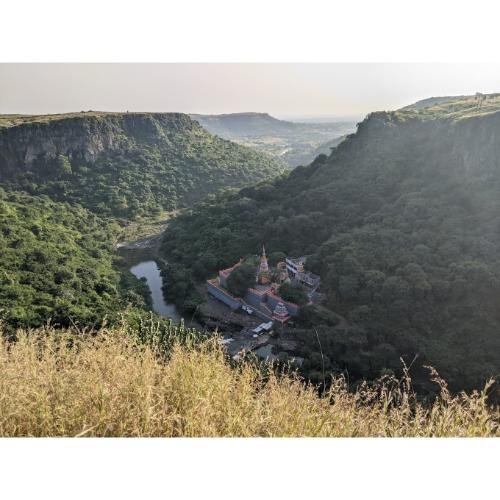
206,245,321,324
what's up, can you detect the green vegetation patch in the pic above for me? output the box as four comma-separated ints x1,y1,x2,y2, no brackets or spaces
0,190,148,330
0,113,286,219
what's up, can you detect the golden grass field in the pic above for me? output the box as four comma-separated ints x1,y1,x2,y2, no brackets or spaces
0,324,498,437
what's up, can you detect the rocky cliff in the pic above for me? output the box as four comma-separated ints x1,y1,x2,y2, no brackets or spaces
0,112,200,177
0,112,285,218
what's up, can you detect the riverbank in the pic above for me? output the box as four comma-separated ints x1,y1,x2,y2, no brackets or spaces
116,210,179,247
130,260,182,323
114,212,185,323
115,215,285,349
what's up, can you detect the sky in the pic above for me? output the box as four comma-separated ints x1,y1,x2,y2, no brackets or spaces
1,63,500,121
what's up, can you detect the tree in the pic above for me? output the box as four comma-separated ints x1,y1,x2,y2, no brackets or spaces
338,275,359,300
56,154,72,176
268,251,286,266
279,282,308,306
226,265,255,297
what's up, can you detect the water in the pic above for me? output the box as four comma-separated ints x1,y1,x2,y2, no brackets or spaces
129,260,181,322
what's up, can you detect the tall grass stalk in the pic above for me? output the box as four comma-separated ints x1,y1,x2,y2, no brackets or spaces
0,325,497,437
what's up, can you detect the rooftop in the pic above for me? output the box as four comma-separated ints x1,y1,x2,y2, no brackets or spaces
286,256,307,265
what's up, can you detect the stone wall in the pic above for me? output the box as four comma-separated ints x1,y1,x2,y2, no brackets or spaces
206,281,241,311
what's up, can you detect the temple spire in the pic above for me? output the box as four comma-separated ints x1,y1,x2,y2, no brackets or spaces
257,243,270,284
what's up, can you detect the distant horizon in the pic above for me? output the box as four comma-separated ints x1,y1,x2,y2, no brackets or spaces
0,108,364,124
2,63,500,118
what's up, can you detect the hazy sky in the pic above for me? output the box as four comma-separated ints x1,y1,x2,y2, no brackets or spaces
1,63,500,120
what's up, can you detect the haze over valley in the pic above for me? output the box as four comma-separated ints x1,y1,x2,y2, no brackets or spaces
191,112,356,167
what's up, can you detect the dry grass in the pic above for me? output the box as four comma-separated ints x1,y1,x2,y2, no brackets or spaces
0,111,176,129
0,325,498,437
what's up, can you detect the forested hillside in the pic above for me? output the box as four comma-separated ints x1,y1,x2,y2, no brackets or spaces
162,94,500,392
0,189,150,330
0,112,285,219
0,111,286,331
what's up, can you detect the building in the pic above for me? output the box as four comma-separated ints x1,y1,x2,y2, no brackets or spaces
256,245,271,284
244,284,299,323
206,245,301,323
252,321,273,335
272,302,290,322
285,256,306,275
285,256,321,289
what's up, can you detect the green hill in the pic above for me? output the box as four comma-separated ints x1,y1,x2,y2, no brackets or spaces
0,189,151,330
162,94,500,393
0,112,285,219
190,112,297,136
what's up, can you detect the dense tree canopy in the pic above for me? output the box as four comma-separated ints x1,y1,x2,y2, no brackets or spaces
0,190,148,330
279,282,308,306
0,113,286,220
161,98,500,392
226,265,256,297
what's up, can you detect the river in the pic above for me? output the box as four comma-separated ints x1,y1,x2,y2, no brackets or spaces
129,260,182,323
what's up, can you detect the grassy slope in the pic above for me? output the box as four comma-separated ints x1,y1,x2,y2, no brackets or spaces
0,111,178,128
0,322,497,437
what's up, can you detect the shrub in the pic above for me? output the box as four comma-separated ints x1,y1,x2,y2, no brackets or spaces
226,265,255,297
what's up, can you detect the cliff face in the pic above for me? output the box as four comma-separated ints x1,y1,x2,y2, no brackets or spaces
0,113,197,178
0,111,285,218
326,107,500,187
449,112,500,176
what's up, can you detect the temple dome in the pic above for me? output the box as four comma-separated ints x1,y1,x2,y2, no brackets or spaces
273,301,289,321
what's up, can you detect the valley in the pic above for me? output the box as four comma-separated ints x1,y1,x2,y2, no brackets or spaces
191,112,356,167
1,94,499,404
163,94,500,394
0,111,285,331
